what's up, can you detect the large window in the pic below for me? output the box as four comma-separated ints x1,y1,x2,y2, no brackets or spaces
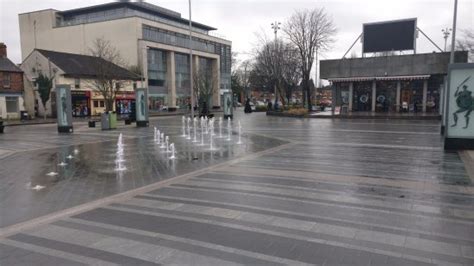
148,49,167,87
2,73,11,88
5,96,18,113
175,53,190,108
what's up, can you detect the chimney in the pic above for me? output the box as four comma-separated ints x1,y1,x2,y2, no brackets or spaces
0,43,6,58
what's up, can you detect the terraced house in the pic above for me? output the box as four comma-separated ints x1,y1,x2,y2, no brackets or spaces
19,1,232,112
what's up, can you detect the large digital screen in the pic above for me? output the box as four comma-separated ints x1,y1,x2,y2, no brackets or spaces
363,18,416,53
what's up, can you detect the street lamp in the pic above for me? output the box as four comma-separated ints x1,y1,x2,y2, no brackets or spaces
188,0,194,118
271,21,281,108
442,28,452,52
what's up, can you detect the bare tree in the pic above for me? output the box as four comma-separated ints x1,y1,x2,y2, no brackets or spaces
283,8,336,111
193,67,217,115
88,38,129,112
457,29,474,62
281,47,301,105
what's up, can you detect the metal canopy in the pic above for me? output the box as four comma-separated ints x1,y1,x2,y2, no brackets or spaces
329,75,430,83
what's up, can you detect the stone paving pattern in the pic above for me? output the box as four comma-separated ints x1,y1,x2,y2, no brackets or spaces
1,111,473,265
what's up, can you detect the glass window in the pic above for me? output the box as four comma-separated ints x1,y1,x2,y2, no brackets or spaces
74,78,80,89
147,49,167,87
93,100,99,108
6,96,18,113
99,101,105,108
3,73,11,88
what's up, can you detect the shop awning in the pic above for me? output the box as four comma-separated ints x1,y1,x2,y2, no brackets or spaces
328,75,430,83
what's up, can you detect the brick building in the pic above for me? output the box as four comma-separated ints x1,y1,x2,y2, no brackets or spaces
0,43,25,119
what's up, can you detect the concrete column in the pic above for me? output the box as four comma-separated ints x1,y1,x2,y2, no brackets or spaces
166,51,176,110
348,82,353,112
396,80,401,112
422,79,428,113
212,57,221,108
371,80,376,112
192,55,199,107
439,83,444,115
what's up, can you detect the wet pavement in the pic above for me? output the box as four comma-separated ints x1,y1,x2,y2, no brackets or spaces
1,111,473,265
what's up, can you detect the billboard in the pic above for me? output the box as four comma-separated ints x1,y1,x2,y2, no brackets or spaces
445,63,474,150
55,84,73,133
363,18,417,53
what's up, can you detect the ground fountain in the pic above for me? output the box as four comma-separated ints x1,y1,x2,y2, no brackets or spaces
182,116,187,137
193,118,198,143
186,118,192,140
218,117,223,138
115,133,126,171
227,117,232,141
237,120,242,144
160,133,166,148
156,129,161,144
165,136,170,153
169,143,176,159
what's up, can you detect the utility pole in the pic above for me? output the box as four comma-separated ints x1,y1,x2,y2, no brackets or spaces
271,21,281,108
188,0,194,118
450,0,458,64
442,28,452,52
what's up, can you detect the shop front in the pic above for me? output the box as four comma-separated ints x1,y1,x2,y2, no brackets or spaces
116,91,135,117
71,90,91,117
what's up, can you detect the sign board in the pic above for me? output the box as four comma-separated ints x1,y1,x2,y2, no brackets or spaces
223,92,233,119
55,84,73,133
363,18,416,53
135,88,149,127
445,63,474,149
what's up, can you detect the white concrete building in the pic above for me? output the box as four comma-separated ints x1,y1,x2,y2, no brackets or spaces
19,1,232,111
21,49,139,118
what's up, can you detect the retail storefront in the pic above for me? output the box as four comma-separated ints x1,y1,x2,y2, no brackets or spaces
320,51,468,114
71,90,91,117
116,91,135,116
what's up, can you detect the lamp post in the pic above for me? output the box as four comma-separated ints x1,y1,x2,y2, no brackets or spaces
188,0,194,118
442,28,452,52
271,21,281,108
449,0,458,64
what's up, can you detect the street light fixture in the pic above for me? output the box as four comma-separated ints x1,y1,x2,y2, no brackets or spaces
442,28,452,52
271,21,281,108
188,0,194,118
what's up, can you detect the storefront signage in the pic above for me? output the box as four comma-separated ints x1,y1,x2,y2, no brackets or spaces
445,63,474,149
135,88,149,127
56,84,73,133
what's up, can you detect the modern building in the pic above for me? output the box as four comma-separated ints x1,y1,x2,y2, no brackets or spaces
18,1,232,111
0,43,26,120
320,51,469,114
21,49,139,117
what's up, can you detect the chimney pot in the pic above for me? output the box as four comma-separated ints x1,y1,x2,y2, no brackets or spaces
0,43,7,58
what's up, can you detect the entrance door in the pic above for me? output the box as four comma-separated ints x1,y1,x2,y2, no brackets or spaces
353,87,372,111
401,89,411,112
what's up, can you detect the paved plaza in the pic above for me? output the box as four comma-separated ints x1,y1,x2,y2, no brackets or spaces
0,111,473,265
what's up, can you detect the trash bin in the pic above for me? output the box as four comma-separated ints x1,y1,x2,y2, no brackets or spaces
0,121,4,134
109,112,117,129
88,120,96,128
20,111,28,121
101,113,110,130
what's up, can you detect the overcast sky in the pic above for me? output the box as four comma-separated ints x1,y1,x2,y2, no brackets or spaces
1,0,473,69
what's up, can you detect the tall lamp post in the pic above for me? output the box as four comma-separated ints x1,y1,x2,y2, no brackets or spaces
442,28,452,52
188,0,194,118
271,21,281,108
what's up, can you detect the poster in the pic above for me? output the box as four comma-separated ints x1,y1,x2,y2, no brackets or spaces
445,64,474,149
135,88,148,122
55,84,73,132
223,92,233,118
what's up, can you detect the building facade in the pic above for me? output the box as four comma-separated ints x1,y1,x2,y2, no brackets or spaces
0,43,26,120
19,1,232,111
21,49,139,118
320,51,469,114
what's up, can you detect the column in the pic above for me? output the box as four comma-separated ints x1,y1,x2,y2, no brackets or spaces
166,51,176,110
439,83,444,115
192,55,199,107
422,79,428,113
212,58,221,108
396,80,401,112
348,82,353,112
371,80,376,112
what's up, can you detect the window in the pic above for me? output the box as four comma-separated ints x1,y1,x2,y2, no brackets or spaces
93,100,99,108
99,101,105,108
6,97,18,113
74,78,80,89
3,73,11,88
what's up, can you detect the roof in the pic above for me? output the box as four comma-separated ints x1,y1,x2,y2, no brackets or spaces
0,57,23,73
57,1,217,31
36,49,140,80
328,75,431,83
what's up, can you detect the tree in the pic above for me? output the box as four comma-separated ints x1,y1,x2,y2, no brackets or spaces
281,47,301,105
88,38,127,112
283,8,336,111
193,67,217,115
457,29,474,62
35,73,53,119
